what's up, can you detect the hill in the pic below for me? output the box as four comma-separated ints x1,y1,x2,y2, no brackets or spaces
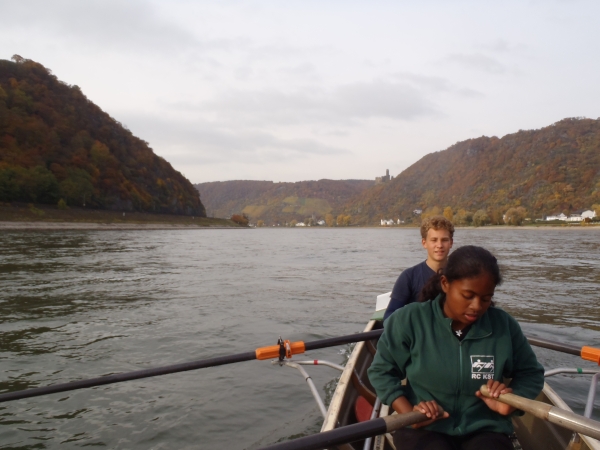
195,179,374,224
342,118,600,225
0,56,205,216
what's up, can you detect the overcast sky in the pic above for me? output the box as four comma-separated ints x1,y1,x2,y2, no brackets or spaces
3,1,600,183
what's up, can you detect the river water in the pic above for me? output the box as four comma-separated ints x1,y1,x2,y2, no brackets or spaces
0,228,599,449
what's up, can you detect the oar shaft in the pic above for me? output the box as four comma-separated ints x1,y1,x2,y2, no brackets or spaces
479,386,600,440
526,337,581,356
258,411,426,450
0,351,256,403
304,329,383,351
0,330,383,403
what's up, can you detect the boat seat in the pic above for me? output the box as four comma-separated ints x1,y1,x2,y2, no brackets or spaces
355,395,374,422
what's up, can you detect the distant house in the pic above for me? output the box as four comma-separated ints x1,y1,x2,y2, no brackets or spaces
397,219,404,224
545,213,567,221
317,219,326,226
295,222,306,227
565,210,598,222
581,210,597,220
380,219,395,226
545,210,596,222
413,209,422,215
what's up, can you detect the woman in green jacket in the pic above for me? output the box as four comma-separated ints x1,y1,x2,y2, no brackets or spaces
368,245,544,450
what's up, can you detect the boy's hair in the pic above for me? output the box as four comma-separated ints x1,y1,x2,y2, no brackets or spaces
420,215,455,239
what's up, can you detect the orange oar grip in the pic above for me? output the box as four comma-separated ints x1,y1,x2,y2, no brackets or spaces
581,346,600,365
255,341,306,360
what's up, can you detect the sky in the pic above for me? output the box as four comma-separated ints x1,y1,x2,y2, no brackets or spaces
2,0,600,183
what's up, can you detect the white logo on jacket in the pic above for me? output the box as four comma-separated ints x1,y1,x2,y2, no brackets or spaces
470,355,494,379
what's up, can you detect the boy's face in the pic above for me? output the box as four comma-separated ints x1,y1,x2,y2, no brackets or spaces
422,228,453,263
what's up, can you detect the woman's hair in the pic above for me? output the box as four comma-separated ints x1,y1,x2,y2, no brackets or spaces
419,245,502,303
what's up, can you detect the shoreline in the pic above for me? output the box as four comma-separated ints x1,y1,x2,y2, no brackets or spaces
0,221,247,230
1,221,598,231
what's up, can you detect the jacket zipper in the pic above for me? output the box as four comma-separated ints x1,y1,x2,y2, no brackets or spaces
456,330,492,434
456,341,463,434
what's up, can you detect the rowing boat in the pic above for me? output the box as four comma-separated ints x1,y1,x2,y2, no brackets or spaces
316,293,600,450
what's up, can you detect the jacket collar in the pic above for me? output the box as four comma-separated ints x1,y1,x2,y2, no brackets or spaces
432,294,493,340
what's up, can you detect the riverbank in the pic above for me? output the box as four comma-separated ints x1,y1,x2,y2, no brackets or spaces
0,203,242,229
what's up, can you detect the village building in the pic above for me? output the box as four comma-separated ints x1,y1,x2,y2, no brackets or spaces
545,210,596,222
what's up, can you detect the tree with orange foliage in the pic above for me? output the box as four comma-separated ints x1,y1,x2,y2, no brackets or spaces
443,206,453,222
230,214,249,226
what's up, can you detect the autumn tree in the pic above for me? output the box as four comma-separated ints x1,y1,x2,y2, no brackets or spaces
443,206,453,222
59,168,94,206
422,206,441,220
472,209,490,227
257,220,264,227
488,208,505,225
454,209,473,226
325,213,335,227
504,207,527,225
231,214,249,226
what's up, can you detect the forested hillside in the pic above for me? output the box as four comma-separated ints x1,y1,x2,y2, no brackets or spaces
343,118,600,225
196,179,374,224
0,56,205,216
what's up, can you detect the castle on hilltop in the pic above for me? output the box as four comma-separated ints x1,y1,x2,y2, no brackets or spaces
375,169,392,184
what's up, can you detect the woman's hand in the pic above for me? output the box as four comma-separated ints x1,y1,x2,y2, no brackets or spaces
475,379,516,416
411,400,450,428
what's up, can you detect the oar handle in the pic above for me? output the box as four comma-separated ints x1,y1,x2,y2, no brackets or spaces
479,385,552,418
479,385,600,440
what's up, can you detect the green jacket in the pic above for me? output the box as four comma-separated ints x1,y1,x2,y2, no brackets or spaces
367,296,544,436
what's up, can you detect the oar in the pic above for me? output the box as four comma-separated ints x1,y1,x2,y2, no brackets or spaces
479,385,600,440
0,329,383,403
256,411,428,450
0,328,597,404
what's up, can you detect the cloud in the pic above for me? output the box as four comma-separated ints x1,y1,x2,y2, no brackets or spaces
445,53,506,74
119,113,349,166
163,80,437,128
482,39,526,53
2,0,205,55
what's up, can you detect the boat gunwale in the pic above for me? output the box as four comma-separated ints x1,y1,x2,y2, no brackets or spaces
321,320,377,432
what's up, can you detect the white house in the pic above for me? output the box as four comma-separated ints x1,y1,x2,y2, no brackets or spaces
380,219,395,226
295,222,306,227
317,219,326,226
546,210,596,222
582,210,597,220
545,213,567,221
413,209,423,215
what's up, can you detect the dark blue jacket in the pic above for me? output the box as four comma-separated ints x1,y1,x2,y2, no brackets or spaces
383,261,435,321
